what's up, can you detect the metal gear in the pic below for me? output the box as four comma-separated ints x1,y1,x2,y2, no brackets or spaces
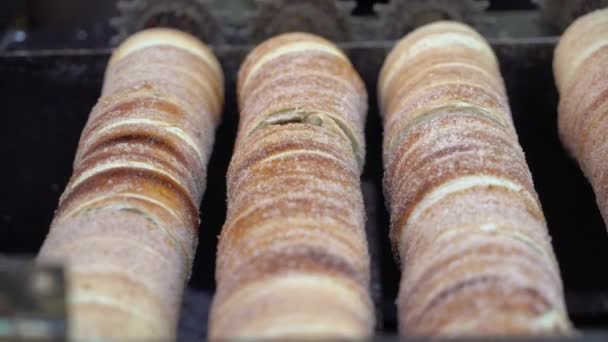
248,0,355,43
375,0,488,40
110,0,223,46
535,0,608,33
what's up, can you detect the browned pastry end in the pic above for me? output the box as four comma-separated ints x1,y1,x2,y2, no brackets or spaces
554,8,608,224
209,32,374,339
37,28,224,340
379,21,571,336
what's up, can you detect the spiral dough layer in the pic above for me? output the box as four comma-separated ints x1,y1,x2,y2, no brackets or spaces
555,8,608,227
379,21,571,336
208,32,374,339
37,28,224,340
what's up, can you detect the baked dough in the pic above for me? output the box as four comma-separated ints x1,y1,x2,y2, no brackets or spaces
379,21,571,336
554,8,608,226
37,28,224,340
208,32,374,339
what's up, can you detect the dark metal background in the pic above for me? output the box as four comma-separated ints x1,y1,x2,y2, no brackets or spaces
0,0,550,52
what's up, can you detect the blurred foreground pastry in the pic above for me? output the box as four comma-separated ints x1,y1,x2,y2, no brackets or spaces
554,8,608,226
379,21,571,336
37,28,224,340
209,32,374,339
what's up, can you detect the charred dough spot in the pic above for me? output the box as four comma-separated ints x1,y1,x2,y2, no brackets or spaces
57,167,199,232
247,109,364,168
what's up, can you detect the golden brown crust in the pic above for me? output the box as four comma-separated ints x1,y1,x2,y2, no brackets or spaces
379,21,500,107
42,209,190,339
237,32,347,94
555,9,608,225
108,28,222,81
553,9,608,92
234,33,367,168
37,28,223,340
383,62,506,116
557,44,608,157
238,53,363,105
400,186,557,266
209,33,373,339
385,113,537,245
379,21,570,336
56,167,199,229
210,273,372,339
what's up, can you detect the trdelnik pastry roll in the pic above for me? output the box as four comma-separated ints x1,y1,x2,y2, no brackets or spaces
37,28,224,340
554,8,608,226
379,21,571,336
208,33,374,339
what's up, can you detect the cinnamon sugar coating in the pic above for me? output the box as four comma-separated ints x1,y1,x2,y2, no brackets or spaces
209,33,374,339
379,21,571,336
555,9,608,225
37,28,223,340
